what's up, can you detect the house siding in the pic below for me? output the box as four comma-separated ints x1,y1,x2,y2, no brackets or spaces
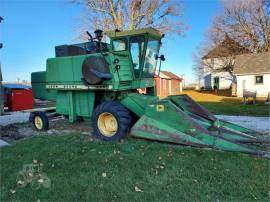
236,73,270,97
203,72,233,90
213,72,233,90
204,74,212,89
202,58,234,90
171,79,181,94
154,77,160,96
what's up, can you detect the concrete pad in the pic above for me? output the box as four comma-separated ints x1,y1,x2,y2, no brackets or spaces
215,115,270,134
0,112,30,126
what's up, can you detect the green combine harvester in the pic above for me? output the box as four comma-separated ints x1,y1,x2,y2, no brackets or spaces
31,28,269,158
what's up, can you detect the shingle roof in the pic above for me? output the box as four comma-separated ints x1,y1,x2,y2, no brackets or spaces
233,52,270,75
160,71,182,80
203,35,251,59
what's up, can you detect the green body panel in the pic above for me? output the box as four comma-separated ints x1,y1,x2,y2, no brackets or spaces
31,71,57,101
46,54,112,86
120,93,158,117
47,56,85,84
44,52,155,91
56,90,95,122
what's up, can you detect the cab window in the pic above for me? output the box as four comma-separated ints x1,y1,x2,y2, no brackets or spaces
142,38,160,78
130,36,144,78
113,39,126,51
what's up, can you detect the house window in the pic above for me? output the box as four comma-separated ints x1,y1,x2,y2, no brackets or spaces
255,75,263,84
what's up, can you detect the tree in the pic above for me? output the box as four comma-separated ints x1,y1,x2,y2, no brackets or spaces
72,0,186,39
192,51,205,88
209,0,270,53
193,0,270,85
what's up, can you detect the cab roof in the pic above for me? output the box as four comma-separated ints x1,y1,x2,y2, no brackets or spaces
106,27,164,39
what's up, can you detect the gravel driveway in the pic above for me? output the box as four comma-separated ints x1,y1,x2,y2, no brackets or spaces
0,112,30,126
216,115,270,134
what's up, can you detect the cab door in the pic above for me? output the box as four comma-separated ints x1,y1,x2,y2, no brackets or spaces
129,36,145,79
112,38,133,82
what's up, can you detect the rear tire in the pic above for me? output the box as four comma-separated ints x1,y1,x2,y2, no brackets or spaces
92,101,131,141
32,111,49,131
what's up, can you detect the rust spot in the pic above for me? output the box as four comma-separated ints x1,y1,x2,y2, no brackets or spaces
135,124,183,141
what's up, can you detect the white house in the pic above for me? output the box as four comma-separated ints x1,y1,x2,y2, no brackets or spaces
234,52,270,97
202,59,234,90
201,35,250,90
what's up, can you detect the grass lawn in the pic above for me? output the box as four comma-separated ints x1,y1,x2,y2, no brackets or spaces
182,90,270,116
1,134,269,201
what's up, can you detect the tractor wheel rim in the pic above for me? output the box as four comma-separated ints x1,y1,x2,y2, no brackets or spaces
97,112,118,137
34,116,43,130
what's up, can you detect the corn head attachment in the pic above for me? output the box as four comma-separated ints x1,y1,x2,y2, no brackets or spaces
124,94,270,159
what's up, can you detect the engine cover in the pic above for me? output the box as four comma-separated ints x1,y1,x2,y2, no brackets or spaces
82,55,111,85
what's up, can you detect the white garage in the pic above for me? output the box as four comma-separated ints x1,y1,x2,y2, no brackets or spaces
234,52,270,97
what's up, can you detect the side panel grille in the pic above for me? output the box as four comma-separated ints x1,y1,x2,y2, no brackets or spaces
120,81,131,86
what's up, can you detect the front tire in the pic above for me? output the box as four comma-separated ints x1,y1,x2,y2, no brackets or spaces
92,101,131,141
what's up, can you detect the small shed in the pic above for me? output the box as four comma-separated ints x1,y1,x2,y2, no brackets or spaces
155,71,183,97
3,83,34,111
234,52,270,97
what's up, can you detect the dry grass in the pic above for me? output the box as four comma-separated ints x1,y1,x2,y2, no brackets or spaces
181,90,267,103
175,90,269,116
158,90,269,115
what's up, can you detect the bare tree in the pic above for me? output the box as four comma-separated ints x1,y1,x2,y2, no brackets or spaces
192,51,205,88
193,36,244,87
72,0,186,39
193,0,270,85
209,0,270,53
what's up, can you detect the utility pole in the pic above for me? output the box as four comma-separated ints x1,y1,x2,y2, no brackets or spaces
0,16,4,115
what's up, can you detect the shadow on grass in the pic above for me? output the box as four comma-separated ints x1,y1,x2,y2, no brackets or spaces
198,89,233,97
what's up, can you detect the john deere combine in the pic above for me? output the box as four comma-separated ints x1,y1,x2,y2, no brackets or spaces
31,28,269,158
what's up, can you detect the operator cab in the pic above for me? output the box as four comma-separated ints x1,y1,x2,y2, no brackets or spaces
107,28,165,80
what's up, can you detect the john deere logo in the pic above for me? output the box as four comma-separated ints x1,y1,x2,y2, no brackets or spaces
156,105,164,112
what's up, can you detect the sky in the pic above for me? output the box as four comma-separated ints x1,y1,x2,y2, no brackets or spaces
0,0,222,84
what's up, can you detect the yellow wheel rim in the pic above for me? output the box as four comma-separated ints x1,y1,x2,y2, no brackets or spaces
97,112,118,137
34,116,43,130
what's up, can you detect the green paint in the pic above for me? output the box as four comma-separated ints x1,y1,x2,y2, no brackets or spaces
31,71,57,101
129,96,268,156
30,27,269,157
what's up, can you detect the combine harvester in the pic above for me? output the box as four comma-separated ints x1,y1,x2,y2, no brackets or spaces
31,28,269,158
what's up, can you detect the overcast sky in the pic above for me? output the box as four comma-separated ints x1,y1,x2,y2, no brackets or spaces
0,0,222,84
